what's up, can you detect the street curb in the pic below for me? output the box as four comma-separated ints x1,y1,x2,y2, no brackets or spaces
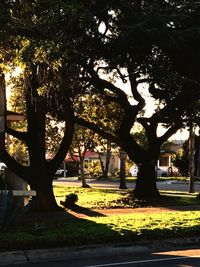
0,251,27,266
0,237,200,266
0,244,150,266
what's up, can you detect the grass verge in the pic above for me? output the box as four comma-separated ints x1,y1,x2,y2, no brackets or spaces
54,186,200,209
0,186,199,252
0,211,200,251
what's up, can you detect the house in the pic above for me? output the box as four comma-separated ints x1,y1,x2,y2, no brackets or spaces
158,143,181,174
61,151,119,177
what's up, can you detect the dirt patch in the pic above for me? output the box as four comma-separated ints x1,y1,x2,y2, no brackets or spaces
10,205,200,227
67,205,200,219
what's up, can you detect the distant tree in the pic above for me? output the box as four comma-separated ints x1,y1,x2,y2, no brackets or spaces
172,135,200,177
73,92,122,179
69,125,94,188
94,138,112,179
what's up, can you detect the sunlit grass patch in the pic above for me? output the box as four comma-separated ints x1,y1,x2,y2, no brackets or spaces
1,211,200,251
88,211,200,239
53,185,200,209
53,185,126,209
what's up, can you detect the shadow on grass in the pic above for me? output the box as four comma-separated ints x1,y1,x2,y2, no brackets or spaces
2,205,200,253
67,204,106,217
157,194,200,211
0,211,122,252
116,190,200,212
12,209,77,228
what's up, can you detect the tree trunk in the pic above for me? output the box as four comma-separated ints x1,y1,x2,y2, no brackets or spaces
119,150,127,189
79,160,90,188
104,150,111,179
25,72,62,211
133,161,160,199
189,125,195,193
0,72,6,155
98,153,106,177
27,149,61,211
197,142,200,177
0,73,6,135
31,178,59,211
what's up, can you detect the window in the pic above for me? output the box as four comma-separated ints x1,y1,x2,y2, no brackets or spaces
159,156,169,166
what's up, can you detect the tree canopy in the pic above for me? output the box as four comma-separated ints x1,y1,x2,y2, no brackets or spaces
0,0,200,207
72,0,200,197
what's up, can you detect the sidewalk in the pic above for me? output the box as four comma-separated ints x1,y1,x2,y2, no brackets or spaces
1,237,200,266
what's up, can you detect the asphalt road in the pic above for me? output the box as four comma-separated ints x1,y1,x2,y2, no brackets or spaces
6,248,200,267
53,178,200,192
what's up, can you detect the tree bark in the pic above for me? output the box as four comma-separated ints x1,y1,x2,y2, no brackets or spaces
133,161,160,199
79,159,90,188
24,68,75,211
97,149,111,179
104,148,111,178
98,153,106,177
31,177,59,211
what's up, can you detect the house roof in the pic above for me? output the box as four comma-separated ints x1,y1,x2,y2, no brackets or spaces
85,151,99,158
161,144,182,155
65,154,79,162
65,151,99,162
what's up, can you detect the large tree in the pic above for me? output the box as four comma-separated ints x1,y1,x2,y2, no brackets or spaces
0,1,87,211
0,64,75,211
72,1,200,199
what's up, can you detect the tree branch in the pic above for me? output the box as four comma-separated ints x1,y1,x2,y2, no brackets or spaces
6,127,28,142
0,148,29,182
74,116,118,144
86,64,131,110
128,68,145,111
50,101,74,174
158,122,183,145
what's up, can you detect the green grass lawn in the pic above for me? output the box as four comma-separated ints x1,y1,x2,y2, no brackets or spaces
1,211,200,251
54,185,200,209
54,186,126,209
0,186,200,251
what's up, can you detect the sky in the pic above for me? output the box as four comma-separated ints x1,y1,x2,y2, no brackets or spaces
6,66,190,141
117,79,190,141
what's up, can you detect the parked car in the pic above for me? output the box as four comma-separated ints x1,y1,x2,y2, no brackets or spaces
0,162,7,171
55,168,68,177
156,167,168,177
129,165,138,176
129,165,168,177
